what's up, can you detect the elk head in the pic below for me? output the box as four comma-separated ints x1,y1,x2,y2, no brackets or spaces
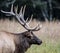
1,4,42,46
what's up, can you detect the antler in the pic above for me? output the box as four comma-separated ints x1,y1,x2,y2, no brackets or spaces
1,4,15,16
1,4,42,31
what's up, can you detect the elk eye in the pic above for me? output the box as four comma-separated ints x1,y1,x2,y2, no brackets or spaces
24,34,31,39
27,36,31,39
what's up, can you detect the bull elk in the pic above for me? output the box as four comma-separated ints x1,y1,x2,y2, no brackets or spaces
0,4,42,53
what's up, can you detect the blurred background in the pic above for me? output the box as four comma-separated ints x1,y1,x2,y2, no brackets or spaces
0,0,60,21
0,0,60,53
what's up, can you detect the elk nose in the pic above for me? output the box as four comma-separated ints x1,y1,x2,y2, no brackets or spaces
37,40,42,45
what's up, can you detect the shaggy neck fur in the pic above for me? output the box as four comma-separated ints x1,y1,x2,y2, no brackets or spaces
13,31,32,53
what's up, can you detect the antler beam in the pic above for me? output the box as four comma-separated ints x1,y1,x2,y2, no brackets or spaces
1,4,42,31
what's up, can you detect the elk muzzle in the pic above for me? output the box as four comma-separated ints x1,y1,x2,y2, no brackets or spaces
30,32,42,45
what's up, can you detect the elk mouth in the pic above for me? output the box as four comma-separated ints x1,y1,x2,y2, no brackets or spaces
37,40,42,45
33,39,42,45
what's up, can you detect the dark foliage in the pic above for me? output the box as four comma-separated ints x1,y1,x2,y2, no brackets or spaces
0,0,60,21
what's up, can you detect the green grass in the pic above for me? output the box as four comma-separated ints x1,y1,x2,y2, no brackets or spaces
26,38,60,53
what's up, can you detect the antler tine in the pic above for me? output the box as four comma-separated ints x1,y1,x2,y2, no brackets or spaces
1,4,15,16
18,5,27,26
32,24,41,31
26,17,29,23
35,24,42,31
29,24,41,31
18,5,26,22
14,5,18,15
18,6,26,22
28,14,33,25
23,5,26,17
11,4,13,12
19,6,23,15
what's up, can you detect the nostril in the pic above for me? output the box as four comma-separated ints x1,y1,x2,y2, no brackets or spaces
38,40,42,45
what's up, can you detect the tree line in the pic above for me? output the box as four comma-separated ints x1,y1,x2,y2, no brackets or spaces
0,0,60,21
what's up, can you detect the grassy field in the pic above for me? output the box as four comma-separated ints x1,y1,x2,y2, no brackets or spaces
0,19,60,53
